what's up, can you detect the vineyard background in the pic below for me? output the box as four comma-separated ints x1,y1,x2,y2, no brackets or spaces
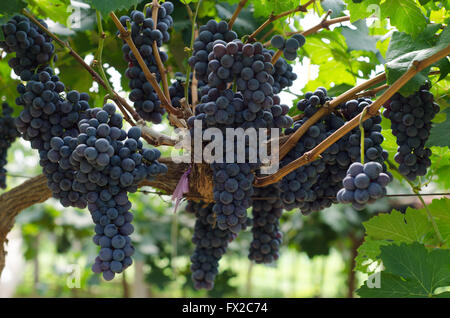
0,0,449,298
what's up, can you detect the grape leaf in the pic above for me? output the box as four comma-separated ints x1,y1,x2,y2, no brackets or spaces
27,0,71,26
320,0,346,18
326,83,354,97
357,243,450,297
84,0,144,16
386,25,442,63
253,0,298,18
414,198,450,245
0,0,26,25
341,19,379,54
435,56,450,81
384,26,450,96
354,237,389,274
358,272,448,297
380,0,427,37
344,0,381,23
215,2,257,36
427,108,450,148
363,210,433,244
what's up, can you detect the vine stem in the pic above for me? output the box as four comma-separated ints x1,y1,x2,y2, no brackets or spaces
354,71,441,99
151,0,171,105
228,0,248,30
263,10,350,47
355,84,389,98
246,0,316,43
386,160,445,245
271,49,283,64
184,0,202,110
359,107,368,164
255,44,450,187
21,9,141,125
109,12,184,123
95,11,135,126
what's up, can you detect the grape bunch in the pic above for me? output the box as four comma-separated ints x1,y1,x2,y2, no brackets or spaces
340,98,389,169
279,88,331,211
0,103,20,189
249,184,283,264
169,72,206,108
211,162,254,233
270,34,306,61
337,162,390,211
120,2,174,123
280,122,327,210
188,85,290,234
270,55,298,94
192,87,292,132
191,89,257,233
0,15,55,81
14,69,91,208
188,20,238,82
186,200,234,290
281,88,391,214
383,86,439,181
67,104,167,280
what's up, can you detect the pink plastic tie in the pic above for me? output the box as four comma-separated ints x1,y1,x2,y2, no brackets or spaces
171,167,191,213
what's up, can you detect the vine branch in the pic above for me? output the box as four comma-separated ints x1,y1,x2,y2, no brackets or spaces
298,14,350,37
228,0,248,30
263,11,350,47
276,72,387,161
109,12,183,123
94,11,135,126
21,9,140,125
255,44,450,187
184,0,202,111
151,0,171,105
21,9,177,147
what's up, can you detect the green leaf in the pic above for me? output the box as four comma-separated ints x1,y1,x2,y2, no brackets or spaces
320,0,346,18
358,243,450,297
358,271,445,297
215,2,257,36
435,56,450,81
386,25,442,63
380,0,427,37
341,19,379,54
0,0,26,27
253,0,298,18
326,83,354,97
355,237,389,273
364,210,433,244
27,0,71,26
414,198,450,245
84,0,144,16
384,26,450,96
427,108,450,148
344,0,381,23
